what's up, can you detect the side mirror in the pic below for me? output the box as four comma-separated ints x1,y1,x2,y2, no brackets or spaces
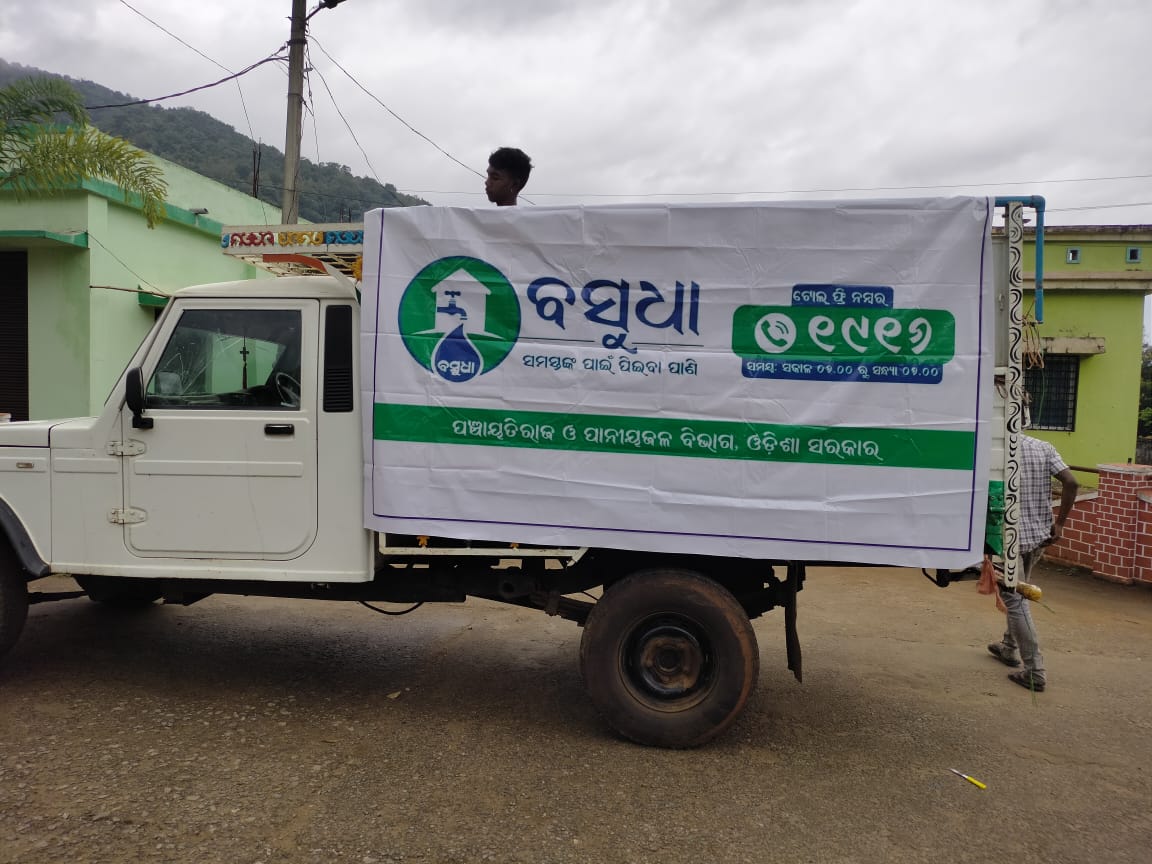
125,367,153,429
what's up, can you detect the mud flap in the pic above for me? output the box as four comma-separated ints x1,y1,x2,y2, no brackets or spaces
785,561,803,683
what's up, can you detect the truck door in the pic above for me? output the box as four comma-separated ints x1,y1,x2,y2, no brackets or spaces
119,300,318,558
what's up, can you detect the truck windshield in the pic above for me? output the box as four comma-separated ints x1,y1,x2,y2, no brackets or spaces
145,309,302,410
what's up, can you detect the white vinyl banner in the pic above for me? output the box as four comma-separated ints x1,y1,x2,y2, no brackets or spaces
362,198,994,567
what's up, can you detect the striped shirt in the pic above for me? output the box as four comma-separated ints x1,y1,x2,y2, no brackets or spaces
1019,435,1070,554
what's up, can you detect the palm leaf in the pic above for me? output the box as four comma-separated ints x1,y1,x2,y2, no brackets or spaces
1,78,166,227
0,77,87,128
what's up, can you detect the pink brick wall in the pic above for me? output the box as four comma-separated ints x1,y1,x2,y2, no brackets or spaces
1044,464,1152,585
1047,498,1097,568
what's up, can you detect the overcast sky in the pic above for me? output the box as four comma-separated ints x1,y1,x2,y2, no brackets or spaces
1,0,1150,225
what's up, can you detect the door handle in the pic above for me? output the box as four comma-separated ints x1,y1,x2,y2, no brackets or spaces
264,423,295,436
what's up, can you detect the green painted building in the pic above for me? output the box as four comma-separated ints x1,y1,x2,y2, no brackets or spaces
1022,225,1152,475
0,157,277,421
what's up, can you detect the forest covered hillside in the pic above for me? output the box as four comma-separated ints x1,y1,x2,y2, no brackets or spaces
0,59,427,222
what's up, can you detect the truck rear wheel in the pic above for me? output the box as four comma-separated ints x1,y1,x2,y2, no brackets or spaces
579,569,759,748
0,543,30,660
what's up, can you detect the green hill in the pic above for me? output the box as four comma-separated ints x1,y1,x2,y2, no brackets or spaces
0,58,427,222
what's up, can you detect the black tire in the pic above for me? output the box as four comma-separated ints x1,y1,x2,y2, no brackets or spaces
0,542,30,660
579,569,759,748
76,576,162,608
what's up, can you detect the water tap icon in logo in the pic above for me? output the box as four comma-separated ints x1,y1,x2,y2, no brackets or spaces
397,256,521,382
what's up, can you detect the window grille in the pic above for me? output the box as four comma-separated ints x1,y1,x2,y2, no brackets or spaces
1025,354,1079,431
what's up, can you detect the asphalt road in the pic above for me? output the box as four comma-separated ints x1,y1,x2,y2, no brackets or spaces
2,562,1150,864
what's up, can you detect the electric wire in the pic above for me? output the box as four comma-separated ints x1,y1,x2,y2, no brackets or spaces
210,172,417,212
473,172,1152,199
85,53,287,110
1023,318,1045,370
72,29,1150,216
209,169,1152,220
305,33,545,204
358,600,424,616
308,35,483,180
112,0,273,224
70,56,1152,218
1047,201,1152,214
302,71,329,222
305,44,384,189
60,13,1152,215
115,0,259,142
394,174,1152,205
117,0,233,77
86,232,158,292
388,188,1152,214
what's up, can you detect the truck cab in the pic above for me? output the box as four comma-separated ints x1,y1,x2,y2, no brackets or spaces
3,277,371,586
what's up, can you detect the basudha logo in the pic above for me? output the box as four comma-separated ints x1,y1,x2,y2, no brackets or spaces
398,256,522,382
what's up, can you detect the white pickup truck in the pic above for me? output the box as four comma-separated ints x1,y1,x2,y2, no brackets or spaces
0,198,1038,747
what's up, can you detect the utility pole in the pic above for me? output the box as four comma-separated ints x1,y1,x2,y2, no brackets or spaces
281,0,307,224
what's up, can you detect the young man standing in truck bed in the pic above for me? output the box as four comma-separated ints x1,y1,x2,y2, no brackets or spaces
485,147,532,207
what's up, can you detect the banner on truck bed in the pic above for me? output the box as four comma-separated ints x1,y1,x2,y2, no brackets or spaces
361,198,992,567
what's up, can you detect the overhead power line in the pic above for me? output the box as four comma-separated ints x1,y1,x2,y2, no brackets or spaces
308,36,483,180
116,0,259,142
305,44,384,188
1048,201,1152,213
86,53,287,110
118,0,228,74
302,64,328,220
424,172,1152,199
391,173,1152,218
208,170,416,211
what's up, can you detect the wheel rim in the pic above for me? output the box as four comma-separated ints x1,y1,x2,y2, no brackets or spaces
621,614,716,711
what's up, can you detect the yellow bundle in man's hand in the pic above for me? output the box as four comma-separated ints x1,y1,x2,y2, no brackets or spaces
1016,582,1043,602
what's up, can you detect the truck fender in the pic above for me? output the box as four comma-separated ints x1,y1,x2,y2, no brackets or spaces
0,498,49,579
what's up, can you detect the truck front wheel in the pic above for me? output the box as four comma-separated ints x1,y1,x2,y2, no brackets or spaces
0,543,30,660
579,569,759,748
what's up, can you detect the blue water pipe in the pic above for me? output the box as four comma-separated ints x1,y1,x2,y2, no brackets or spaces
995,195,1046,323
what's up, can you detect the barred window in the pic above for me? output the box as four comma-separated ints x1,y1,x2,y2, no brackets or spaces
1025,354,1079,431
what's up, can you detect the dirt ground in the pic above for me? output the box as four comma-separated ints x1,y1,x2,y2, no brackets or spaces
1,561,1150,864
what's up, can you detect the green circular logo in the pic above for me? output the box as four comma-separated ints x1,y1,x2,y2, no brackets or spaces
398,256,521,382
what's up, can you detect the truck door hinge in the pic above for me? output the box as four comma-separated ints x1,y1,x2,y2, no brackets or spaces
107,440,147,457
108,507,147,525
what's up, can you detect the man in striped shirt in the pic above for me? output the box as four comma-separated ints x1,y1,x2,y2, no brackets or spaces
987,434,1079,692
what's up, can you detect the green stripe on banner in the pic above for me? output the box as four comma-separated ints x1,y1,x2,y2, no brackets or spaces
374,403,975,470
